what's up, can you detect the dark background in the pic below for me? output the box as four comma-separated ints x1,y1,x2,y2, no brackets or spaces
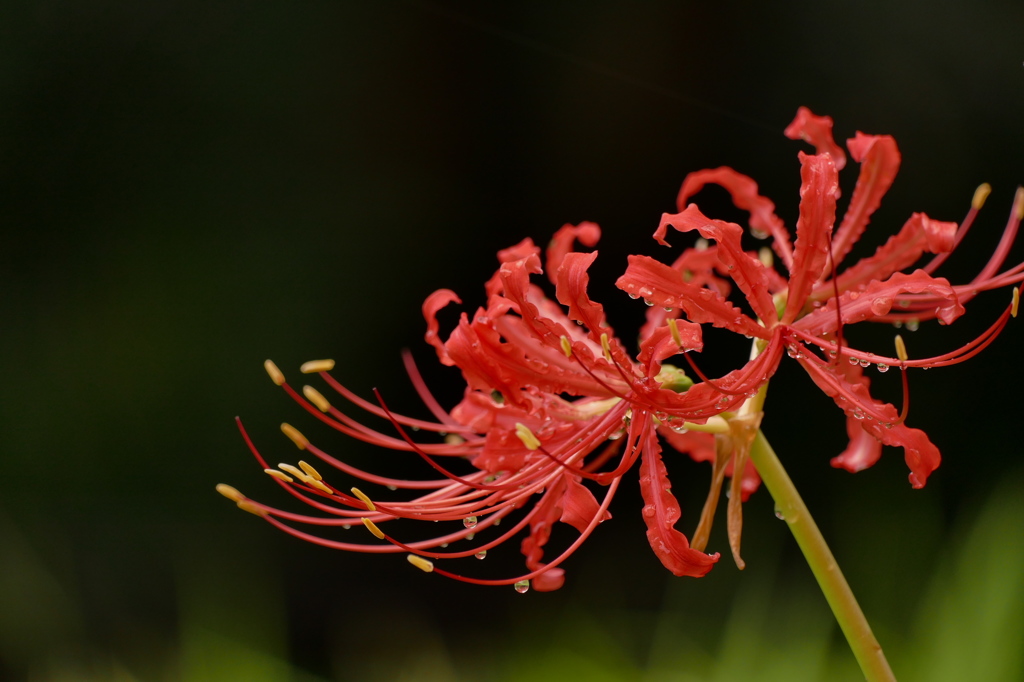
2,1,1023,680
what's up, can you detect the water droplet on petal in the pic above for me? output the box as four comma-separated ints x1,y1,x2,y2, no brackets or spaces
774,505,785,520
905,319,920,332
858,358,871,368
475,550,487,560
463,516,478,529
849,356,860,365
642,505,657,518
387,484,397,491
514,579,530,594
876,363,889,373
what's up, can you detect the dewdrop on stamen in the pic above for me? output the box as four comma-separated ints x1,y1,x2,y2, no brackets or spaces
351,487,376,512
303,385,331,412
280,423,309,450
361,517,385,539
407,554,434,573
264,359,285,386
300,359,335,374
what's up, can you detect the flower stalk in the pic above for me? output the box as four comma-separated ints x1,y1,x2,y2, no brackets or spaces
748,428,896,682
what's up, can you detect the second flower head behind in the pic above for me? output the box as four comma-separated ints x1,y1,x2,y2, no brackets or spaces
218,107,1023,592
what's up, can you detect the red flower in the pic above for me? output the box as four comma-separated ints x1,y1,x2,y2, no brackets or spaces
617,107,1023,489
218,107,1022,591
219,223,749,592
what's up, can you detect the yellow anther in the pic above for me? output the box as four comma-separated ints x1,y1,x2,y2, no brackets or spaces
1014,186,1024,220
361,517,385,539
1013,287,1020,318
514,423,541,451
298,460,323,481
667,318,683,348
758,246,774,268
302,385,331,412
280,423,308,450
307,479,333,495
300,359,336,374
972,183,992,210
264,359,285,386
216,483,245,502
351,487,376,512
264,468,294,483
559,335,572,358
407,554,434,573
895,335,908,362
278,463,308,480
444,433,466,446
237,500,267,517
600,333,613,362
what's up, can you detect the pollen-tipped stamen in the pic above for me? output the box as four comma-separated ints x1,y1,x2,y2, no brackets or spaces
302,385,332,412
407,554,435,573
237,500,267,517
559,335,572,358
351,487,376,512
514,423,541,451
264,468,294,483
894,335,908,363
281,423,309,450
668,318,684,348
216,483,245,502
361,517,386,539
264,359,285,386
300,359,336,374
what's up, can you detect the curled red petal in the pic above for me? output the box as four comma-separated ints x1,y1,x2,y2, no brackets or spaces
555,251,616,343
639,430,719,577
784,106,847,170
797,353,941,488
560,474,611,533
783,152,840,324
825,212,958,297
794,270,964,337
655,204,779,326
546,221,601,285
423,289,462,366
637,322,703,380
831,132,902,266
676,167,794,269
484,238,541,298
617,255,769,340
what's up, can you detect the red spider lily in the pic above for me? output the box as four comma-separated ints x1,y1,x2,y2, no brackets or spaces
218,223,761,592
617,106,1023,489
218,107,1021,591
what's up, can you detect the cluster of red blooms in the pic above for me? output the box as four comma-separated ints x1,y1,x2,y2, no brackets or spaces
218,108,1023,593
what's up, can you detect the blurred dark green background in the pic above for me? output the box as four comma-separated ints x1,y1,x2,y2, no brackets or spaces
2,2,1023,680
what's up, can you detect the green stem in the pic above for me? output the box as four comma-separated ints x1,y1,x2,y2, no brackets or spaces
748,429,896,682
